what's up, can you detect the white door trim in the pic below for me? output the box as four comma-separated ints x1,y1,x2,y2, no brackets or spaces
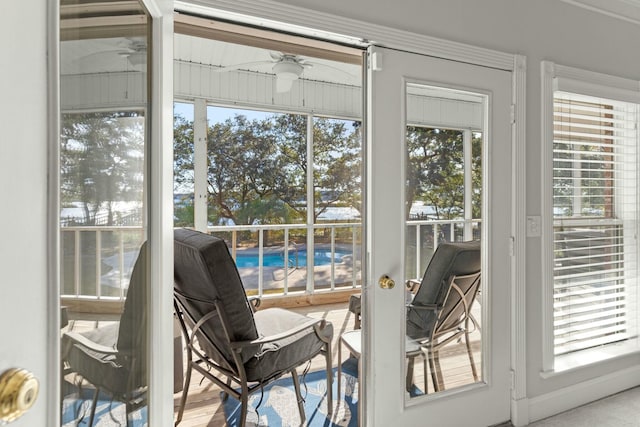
144,0,175,424
176,0,514,71
47,0,176,424
46,0,61,424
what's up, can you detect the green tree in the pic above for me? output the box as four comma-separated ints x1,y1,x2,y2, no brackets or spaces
60,111,144,225
172,111,362,226
405,127,471,220
313,118,362,220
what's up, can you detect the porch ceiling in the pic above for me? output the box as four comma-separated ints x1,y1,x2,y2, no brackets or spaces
61,34,362,88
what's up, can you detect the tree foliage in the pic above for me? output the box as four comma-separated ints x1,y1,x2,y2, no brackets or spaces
173,112,362,226
405,127,482,220
60,111,144,225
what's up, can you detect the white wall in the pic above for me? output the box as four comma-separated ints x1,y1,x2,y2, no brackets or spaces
262,0,640,416
0,0,49,425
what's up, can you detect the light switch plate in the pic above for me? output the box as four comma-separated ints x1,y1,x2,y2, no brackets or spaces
526,216,541,237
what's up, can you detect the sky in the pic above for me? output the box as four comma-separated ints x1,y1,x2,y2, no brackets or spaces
174,102,275,124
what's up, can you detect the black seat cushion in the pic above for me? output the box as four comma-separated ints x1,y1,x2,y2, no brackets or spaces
64,242,148,395
66,324,131,394
244,308,333,382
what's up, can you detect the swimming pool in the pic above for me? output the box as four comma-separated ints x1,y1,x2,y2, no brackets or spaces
234,249,351,268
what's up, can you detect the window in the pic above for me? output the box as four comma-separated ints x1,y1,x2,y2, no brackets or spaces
543,62,640,370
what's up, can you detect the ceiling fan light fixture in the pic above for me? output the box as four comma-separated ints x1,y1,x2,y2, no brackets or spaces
273,60,304,93
127,51,146,66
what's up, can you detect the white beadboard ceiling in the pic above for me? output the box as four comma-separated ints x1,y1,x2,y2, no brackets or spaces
61,33,362,88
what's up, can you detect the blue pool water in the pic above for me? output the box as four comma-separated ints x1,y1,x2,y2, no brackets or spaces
234,249,350,268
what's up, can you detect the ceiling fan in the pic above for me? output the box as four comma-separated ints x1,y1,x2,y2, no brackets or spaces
214,52,352,93
76,37,147,69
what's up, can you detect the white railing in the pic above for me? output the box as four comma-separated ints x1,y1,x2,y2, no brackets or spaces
406,219,482,279
207,222,362,297
60,226,145,300
60,219,479,302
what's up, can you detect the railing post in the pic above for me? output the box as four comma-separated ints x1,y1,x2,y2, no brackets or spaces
330,226,336,290
415,224,421,279
96,229,101,299
464,129,473,240
258,229,264,298
283,228,289,295
74,229,81,298
119,231,125,300
231,230,237,260
352,226,357,288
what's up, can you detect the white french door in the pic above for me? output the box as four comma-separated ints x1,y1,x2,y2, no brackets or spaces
364,46,512,426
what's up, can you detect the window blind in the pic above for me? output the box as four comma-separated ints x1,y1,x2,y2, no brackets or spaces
552,91,638,356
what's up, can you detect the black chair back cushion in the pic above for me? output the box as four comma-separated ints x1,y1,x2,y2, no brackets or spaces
407,240,480,340
116,241,148,389
174,228,259,365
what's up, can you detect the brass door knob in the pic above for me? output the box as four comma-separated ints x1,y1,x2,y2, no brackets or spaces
0,368,39,424
378,274,395,289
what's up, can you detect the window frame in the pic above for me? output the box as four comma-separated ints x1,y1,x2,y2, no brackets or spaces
541,61,640,373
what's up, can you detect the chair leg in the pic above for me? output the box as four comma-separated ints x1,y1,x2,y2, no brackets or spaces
325,342,333,415
175,348,193,426
422,354,428,394
221,376,232,402
406,356,415,392
427,350,439,393
291,369,306,426
88,387,100,427
433,350,444,391
465,331,479,382
239,387,249,427
125,398,132,427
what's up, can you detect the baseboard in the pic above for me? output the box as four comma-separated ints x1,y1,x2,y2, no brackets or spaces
510,396,529,427
527,364,640,423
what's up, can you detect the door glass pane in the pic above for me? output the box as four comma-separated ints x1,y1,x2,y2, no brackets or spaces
59,1,150,424
404,83,484,397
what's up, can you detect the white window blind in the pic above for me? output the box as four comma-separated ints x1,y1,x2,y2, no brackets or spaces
552,91,638,356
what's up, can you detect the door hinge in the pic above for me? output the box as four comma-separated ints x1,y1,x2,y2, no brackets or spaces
509,236,515,256
510,104,516,124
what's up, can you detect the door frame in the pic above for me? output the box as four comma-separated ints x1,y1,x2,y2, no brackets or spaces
187,1,528,421
47,0,527,424
46,0,175,424
174,2,527,421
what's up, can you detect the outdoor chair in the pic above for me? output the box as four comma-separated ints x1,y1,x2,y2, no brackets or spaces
61,242,148,426
173,228,333,427
406,240,481,392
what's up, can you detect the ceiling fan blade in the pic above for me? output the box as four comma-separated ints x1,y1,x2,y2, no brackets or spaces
269,51,283,61
308,61,358,78
212,61,273,73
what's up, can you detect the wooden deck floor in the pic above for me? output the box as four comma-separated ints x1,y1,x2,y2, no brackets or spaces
173,302,481,426
64,300,481,426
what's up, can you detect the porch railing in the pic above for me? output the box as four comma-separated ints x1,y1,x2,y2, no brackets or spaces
60,219,479,302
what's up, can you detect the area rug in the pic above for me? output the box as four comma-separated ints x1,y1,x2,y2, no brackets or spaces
62,386,146,427
223,357,360,427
